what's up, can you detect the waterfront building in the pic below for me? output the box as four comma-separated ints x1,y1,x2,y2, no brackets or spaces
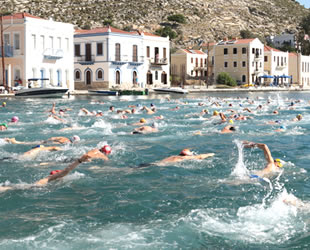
289,53,310,88
263,45,290,86
74,27,170,90
0,13,74,90
267,32,298,49
208,38,264,85
171,49,207,86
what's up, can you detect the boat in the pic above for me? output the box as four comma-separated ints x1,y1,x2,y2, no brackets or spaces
15,78,68,97
153,87,188,94
119,89,148,95
88,89,119,96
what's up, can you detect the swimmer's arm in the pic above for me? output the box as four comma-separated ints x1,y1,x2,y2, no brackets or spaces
255,143,273,164
194,153,215,159
4,138,28,144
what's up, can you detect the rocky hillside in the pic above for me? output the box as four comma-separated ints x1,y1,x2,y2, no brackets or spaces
1,0,309,47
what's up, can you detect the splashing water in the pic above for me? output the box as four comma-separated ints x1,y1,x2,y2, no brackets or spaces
231,139,249,178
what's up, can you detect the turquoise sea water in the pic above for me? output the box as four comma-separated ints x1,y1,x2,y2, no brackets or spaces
0,92,310,249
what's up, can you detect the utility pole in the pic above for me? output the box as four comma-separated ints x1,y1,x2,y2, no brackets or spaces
0,14,6,90
206,42,209,89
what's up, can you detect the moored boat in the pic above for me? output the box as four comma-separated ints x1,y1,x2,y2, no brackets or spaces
88,89,119,96
153,87,188,94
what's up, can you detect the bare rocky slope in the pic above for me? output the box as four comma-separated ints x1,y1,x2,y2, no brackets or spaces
1,0,309,47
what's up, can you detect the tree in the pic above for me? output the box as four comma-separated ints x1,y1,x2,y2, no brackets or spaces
240,29,255,39
167,14,186,24
155,26,177,39
216,72,237,87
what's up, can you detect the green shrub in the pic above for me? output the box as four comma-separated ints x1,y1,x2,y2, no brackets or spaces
216,72,237,87
155,26,177,39
167,14,186,24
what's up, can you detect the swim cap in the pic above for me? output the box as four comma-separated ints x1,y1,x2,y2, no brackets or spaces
50,170,62,175
11,116,19,123
140,118,146,123
100,145,112,155
274,158,283,168
2,102,6,106
150,103,154,107
0,123,8,128
71,135,80,143
179,148,193,156
229,119,234,124
280,125,286,129
33,144,44,149
296,114,302,119
97,110,103,114
213,111,219,116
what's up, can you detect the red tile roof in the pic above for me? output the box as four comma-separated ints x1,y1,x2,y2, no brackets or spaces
182,49,206,55
289,52,298,57
234,38,256,44
264,45,281,52
2,12,42,20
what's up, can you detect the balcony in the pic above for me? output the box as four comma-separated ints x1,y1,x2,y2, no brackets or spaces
43,48,64,60
276,64,287,70
0,46,13,57
129,56,144,66
150,57,168,65
194,65,207,70
254,54,263,61
76,54,95,65
111,54,128,65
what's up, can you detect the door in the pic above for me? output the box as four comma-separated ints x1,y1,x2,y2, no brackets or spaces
85,44,92,61
133,71,137,85
86,70,91,85
147,71,153,85
116,71,120,85
161,71,167,85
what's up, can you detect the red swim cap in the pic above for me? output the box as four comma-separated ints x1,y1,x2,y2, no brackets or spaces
100,145,112,154
179,149,193,156
50,170,62,175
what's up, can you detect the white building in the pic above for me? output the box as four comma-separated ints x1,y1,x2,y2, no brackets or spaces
263,45,290,86
268,32,297,49
171,49,207,85
0,13,74,90
74,27,170,90
289,53,310,88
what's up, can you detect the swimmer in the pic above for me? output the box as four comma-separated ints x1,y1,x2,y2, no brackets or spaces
132,124,158,134
48,102,56,114
1,102,7,107
49,114,67,123
156,148,214,166
43,135,80,145
10,116,19,123
132,118,147,126
221,125,236,134
21,145,62,159
154,115,164,120
170,106,180,111
0,147,111,192
0,123,8,131
292,114,302,121
242,141,284,177
275,125,286,132
109,106,115,112
142,106,156,114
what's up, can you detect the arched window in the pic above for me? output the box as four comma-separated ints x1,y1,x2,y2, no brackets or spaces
96,69,104,80
75,70,81,80
116,70,120,84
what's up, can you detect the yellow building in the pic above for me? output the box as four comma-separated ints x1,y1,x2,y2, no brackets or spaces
209,38,264,85
171,49,207,86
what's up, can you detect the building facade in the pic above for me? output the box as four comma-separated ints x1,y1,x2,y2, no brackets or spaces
0,13,74,90
289,53,310,88
171,49,207,85
263,45,289,86
209,38,264,85
74,27,170,90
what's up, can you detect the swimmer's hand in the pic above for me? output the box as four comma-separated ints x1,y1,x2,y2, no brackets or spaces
242,141,256,148
4,138,17,144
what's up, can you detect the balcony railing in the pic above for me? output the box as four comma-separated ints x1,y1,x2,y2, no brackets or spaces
110,54,128,65
194,65,207,70
254,54,263,61
276,64,287,70
129,56,144,66
0,46,13,57
43,48,64,59
150,57,168,65
76,54,95,65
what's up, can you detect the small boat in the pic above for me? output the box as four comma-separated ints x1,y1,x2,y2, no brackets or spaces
119,89,148,95
15,78,68,97
88,89,119,96
153,87,188,94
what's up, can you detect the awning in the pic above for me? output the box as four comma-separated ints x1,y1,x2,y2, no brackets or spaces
259,75,274,78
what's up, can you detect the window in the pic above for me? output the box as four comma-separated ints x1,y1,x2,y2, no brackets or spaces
75,70,81,80
204,59,207,65
74,44,80,56
233,61,237,67
133,45,138,62
191,57,193,63
242,61,246,67
97,43,103,55
212,56,214,65
224,62,228,67
57,37,61,49
32,34,36,49
264,56,268,62
260,62,262,68
146,46,150,58
252,48,255,54
191,70,193,76
195,58,198,67
115,43,121,61
155,71,158,80
65,38,69,51
14,34,20,50
40,35,45,50
224,48,228,55
163,48,166,59
233,48,237,54
49,36,53,49
4,34,10,45
97,69,103,80
242,48,247,54
200,58,203,67
242,75,246,82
